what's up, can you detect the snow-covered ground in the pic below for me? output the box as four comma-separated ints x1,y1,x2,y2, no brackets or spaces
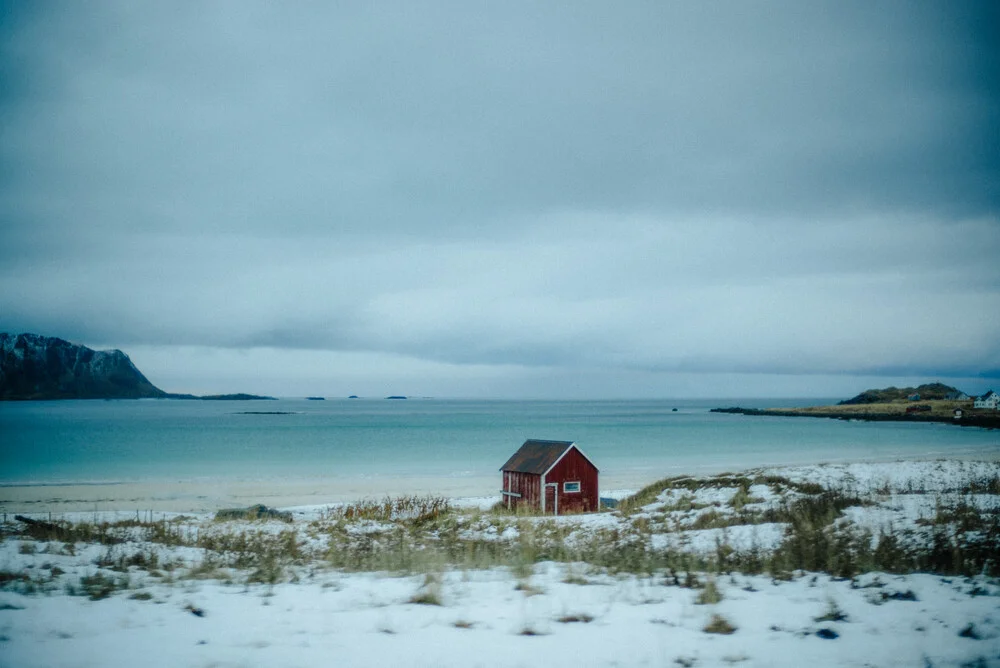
1,459,998,667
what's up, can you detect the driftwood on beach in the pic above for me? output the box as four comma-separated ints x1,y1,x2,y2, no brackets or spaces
14,515,76,542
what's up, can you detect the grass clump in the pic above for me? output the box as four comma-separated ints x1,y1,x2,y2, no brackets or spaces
696,578,723,604
562,564,590,585
514,580,545,597
94,546,161,573
71,572,130,600
556,613,594,623
703,614,737,634
408,572,443,605
814,597,848,622
327,496,450,523
728,484,765,510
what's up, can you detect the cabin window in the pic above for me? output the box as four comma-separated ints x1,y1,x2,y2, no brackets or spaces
563,481,581,493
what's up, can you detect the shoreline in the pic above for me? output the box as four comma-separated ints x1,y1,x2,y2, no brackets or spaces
3,453,999,514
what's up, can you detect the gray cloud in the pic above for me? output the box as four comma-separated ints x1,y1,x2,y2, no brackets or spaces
1,2,998,396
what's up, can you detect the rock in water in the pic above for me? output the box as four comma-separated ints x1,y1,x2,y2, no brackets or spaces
0,332,167,400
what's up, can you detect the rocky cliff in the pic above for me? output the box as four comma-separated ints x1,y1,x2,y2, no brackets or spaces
0,333,167,400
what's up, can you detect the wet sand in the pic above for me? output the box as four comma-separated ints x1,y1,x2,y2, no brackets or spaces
0,476,494,514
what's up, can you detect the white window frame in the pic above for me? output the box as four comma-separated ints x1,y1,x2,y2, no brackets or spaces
563,481,581,493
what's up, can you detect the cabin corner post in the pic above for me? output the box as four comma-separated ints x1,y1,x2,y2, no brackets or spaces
540,473,545,513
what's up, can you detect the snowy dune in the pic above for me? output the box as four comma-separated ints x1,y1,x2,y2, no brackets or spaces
1,459,998,667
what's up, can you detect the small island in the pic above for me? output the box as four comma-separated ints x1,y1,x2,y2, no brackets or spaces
713,383,1000,429
195,393,276,401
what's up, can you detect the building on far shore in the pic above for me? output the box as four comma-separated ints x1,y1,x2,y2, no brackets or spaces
973,391,999,410
500,439,599,515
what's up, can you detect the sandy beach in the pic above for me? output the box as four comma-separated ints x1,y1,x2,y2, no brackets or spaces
0,475,502,514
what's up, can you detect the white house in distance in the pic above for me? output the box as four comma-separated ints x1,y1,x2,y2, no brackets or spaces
973,390,999,410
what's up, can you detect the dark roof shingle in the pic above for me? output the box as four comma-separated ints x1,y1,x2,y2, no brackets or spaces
500,439,575,474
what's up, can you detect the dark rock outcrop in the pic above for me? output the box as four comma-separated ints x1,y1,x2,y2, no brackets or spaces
214,504,293,522
0,333,166,400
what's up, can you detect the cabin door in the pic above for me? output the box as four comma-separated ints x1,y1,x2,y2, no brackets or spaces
544,484,558,516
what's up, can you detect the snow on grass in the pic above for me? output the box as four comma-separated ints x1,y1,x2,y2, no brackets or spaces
1,458,998,667
650,522,788,554
767,459,1000,495
1,563,997,668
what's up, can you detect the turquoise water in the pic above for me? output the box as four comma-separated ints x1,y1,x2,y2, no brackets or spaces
1,399,998,487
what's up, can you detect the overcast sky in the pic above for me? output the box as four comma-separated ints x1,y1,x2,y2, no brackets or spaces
2,1,998,398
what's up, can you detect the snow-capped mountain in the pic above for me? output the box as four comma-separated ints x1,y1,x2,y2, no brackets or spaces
0,332,166,400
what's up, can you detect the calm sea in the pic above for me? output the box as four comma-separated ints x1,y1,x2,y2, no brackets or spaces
1,399,998,490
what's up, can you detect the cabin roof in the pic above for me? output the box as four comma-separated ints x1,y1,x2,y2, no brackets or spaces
500,439,579,475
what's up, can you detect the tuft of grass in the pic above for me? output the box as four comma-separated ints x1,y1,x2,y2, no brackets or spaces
128,591,154,601
327,495,451,523
689,510,728,530
814,597,848,622
514,580,545,597
408,572,443,606
187,558,228,581
866,589,917,605
696,578,723,604
961,475,1000,495
728,485,764,510
95,546,161,573
18,542,37,555
556,613,594,623
562,563,590,585
73,572,130,601
703,614,737,635
247,556,285,585
452,620,475,629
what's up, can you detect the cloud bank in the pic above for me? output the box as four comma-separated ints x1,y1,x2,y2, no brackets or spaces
2,2,998,397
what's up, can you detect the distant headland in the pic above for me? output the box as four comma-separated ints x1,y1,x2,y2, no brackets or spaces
0,333,273,401
712,383,1000,429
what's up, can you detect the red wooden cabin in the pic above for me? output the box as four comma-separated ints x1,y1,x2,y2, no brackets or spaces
500,439,599,514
